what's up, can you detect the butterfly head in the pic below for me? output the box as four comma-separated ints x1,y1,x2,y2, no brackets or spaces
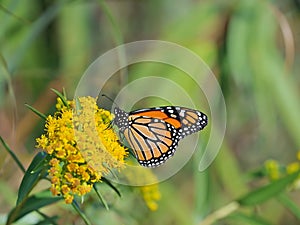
113,107,129,132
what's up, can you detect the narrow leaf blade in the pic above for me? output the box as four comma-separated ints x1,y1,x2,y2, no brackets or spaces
51,88,69,108
102,177,121,197
277,193,300,219
17,152,47,205
0,136,25,173
71,201,92,225
35,210,59,225
7,190,62,224
25,103,47,120
93,185,109,210
228,212,272,225
238,172,300,206
33,215,59,225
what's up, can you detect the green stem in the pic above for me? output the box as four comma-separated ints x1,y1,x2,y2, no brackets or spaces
72,201,92,225
199,201,240,225
0,3,30,24
97,0,123,46
96,0,127,88
277,193,300,219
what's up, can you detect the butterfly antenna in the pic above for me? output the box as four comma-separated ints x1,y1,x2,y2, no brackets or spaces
99,94,120,108
97,94,119,130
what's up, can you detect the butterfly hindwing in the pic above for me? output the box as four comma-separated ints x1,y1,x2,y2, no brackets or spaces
123,116,180,167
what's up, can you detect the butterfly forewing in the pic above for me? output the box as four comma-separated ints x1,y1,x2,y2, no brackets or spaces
175,107,208,138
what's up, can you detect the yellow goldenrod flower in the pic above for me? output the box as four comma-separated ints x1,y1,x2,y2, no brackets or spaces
123,163,161,211
286,162,300,174
36,96,127,204
139,184,161,211
265,153,300,190
264,159,281,180
286,160,300,190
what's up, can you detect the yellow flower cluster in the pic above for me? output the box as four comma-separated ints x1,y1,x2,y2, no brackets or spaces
139,184,161,211
264,151,300,188
36,96,127,203
123,163,161,211
264,159,282,180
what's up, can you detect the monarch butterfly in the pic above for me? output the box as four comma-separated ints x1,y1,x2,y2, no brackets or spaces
113,106,208,168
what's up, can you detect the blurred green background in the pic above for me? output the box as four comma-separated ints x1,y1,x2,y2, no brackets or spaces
1,0,300,224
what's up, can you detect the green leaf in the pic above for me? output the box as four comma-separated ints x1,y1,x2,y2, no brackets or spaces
0,136,25,173
228,212,272,225
33,215,59,225
51,88,69,108
7,190,62,224
238,171,300,206
93,185,109,210
17,152,47,205
30,154,50,174
71,201,92,225
35,210,59,225
25,103,47,120
62,87,67,100
277,193,300,219
102,177,121,197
